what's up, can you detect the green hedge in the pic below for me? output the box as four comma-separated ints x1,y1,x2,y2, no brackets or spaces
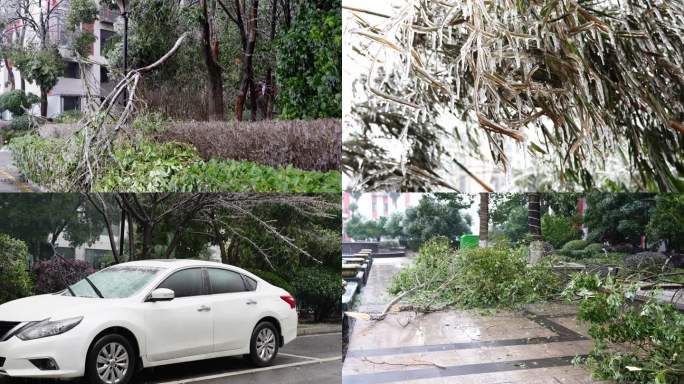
9,134,76,190
249,269,295,295
291,266,341,321
10,135,341,192
541,213,580,249
0,234,33,304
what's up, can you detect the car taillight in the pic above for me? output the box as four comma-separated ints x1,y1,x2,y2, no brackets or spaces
280,295,296,309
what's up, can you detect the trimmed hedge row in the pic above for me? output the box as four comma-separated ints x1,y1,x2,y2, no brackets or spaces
156,119,341,172
10,135,341,192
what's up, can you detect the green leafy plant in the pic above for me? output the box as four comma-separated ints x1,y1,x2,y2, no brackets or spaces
0,90,39,116
0,234,33,304
541,213,581,249
291,266,341,321
563,273,684,383
248,269,295,295
11,135,341,192
53,110,84,124
275,0,341,119
9,134,77,190
390,237,561,310
561,240,589,251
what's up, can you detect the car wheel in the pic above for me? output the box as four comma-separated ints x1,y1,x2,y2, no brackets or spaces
86,334,136,384
248,322,279,367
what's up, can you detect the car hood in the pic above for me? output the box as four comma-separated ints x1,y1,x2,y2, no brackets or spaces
0,294,117,322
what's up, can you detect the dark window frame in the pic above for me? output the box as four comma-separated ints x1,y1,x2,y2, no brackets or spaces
156,267,207,298
205,267,253,295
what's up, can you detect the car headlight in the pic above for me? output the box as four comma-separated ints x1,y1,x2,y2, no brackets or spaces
17,317,83,341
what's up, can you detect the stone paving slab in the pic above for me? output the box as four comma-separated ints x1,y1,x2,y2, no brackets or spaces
348,310,558,351
344,257,605,384
344,339,595,374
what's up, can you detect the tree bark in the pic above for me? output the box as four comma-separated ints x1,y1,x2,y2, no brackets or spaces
119,210,126,261
141,224,152,259
528,192,542,241
200,0,225,121
235,0,258,121
479,192,489,247
40,86,48,117
4,59,15,90
264,0,278,119
128,216,135,260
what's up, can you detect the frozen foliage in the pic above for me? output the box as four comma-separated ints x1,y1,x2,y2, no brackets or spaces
344,0,684,191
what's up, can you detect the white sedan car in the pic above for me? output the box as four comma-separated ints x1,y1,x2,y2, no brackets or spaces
0,259,298,384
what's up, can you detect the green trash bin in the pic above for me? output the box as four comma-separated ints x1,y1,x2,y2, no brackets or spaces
460,234,479,249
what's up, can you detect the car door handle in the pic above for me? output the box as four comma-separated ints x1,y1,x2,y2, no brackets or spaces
197,305,211,312
246,300,258,305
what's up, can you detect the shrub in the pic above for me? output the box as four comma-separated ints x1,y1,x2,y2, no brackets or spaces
94,141,200,192
157,119,341,172
9,134,76,190
169,161,340,193
9,114,36,131
623,251,671,274
249,269,295,295
563,273,684,383
0,90,38,116
32,258,96,295
562,239,589,251
0,234,33,304
584,243,606,255
53,110,83,124
291,266,341,321
391,237,561,309
541,213,580,249
11,135,341,192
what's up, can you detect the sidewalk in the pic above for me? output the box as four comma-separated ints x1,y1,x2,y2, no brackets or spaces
343,258,605,384
298,322,342,336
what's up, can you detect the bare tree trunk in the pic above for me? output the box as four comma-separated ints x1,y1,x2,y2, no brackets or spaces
528,192,542,241
212,221,227,263
479,193,489,247
235,0,258,121
40,86,48,117
85,194,120,263
264,0,278,119
4,59,15,90
128,216,135,260
119,210,126,261
200,0,225,121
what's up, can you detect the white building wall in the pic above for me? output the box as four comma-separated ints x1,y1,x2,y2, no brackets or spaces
0,2,116,118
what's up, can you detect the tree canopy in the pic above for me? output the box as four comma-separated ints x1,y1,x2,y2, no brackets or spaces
344,1,684,192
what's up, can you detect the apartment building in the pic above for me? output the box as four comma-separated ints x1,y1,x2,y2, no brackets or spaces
0,0,118,118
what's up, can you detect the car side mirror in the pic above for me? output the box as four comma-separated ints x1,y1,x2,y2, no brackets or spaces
148,288,175,302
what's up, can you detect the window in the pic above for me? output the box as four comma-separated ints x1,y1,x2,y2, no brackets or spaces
63,61,80,79
100,29,116,56
207,268,247,294
55,247,75,259
69,266,160,298
62,96,81,112
158,268,204,298
100,66,110,83
243,275,258,291
85,249,113,268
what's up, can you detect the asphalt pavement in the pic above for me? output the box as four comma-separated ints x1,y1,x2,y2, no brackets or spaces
0,332,342,384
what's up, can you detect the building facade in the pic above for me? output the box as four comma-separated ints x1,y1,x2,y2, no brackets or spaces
1,0,118,119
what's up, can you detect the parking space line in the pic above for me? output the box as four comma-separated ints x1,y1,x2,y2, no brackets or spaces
153,356,342,384
279,353,320,361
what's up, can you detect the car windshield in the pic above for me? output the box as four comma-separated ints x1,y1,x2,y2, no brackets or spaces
67,266,161,298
